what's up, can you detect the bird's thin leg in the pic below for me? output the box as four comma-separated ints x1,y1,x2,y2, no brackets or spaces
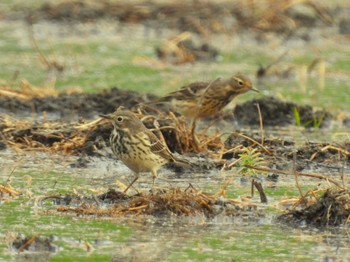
199,112,224,136
190,118,200,151
124,175,139,193
151,170,157,190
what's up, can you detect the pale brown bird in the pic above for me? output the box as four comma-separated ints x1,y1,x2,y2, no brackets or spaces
101,107,188,192
147,74,258,150
152,74,258,119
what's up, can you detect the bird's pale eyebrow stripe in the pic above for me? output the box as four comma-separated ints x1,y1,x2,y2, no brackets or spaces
232,77,242,82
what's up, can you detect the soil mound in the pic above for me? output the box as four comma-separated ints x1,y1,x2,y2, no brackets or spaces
233,96,332,127
278,188,350,227
52,188,261,219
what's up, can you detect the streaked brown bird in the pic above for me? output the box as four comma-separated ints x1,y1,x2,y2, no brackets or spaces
148,74,258,150
152,74,258,119
101,107,188,193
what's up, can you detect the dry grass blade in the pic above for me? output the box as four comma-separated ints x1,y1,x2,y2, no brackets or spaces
17,235,40,253
0,84,59,100
310,144,350,161
232,132,271,154
0,185,20,196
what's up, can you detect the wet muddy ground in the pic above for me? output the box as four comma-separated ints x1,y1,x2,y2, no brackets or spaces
1,84,349,217
1,83,349,260
1,0,350,261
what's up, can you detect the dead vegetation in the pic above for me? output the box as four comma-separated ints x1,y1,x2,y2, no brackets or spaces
278,188,350,226
156,32,219,64
52,187,259,218
11,234,56,255
0,184,20,200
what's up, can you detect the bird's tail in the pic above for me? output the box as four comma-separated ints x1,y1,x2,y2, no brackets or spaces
171,154,193,168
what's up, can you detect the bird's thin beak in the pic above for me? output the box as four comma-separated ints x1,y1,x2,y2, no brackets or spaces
251,87,259,93
100,114,112,120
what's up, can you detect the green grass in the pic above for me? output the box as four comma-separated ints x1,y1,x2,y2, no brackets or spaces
0,18,349,110
0,170,132,261
168,225,317,262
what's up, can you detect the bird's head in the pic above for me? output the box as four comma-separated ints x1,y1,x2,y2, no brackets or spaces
229,75,259,94
100,107,143,132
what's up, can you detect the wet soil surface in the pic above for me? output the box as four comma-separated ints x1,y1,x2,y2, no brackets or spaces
0,87,156,119
1,1,350,230
1,88,349,227
0,88,344,126
233,96,333,128
0,88,349,174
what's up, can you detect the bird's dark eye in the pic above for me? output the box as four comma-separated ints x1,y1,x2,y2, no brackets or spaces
238,80,244,86
117,117,123,122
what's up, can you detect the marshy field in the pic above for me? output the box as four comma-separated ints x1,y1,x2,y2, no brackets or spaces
0,0,350,261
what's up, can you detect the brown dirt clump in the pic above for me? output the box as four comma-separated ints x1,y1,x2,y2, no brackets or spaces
0,87,156,118
53,188,260,219
233,96,332,127
278,188,350,227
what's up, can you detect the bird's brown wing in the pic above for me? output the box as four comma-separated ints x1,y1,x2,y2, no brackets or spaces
152,81,210,103
144,129,176,161
145,129,191,166
198,77,223,97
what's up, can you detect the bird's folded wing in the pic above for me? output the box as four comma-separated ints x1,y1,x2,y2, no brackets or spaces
144,130,175,161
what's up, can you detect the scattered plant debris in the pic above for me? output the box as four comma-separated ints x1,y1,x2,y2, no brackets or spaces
278,188,350,227
12,234,56,254
0,185,20,200
52,188,261,219
156,32,219,64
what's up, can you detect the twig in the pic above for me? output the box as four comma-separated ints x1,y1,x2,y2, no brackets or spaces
233,132,271,154
27,22,64,72
293,150,304,199
255,103,264,146
0,185,20,196
18,235,40,253
244,165,344,189
128,204,148,211
252,179,268,203
217,173,235,196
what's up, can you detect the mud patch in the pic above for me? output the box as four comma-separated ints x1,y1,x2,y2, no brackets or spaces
0,88,338,129
12,234,56,253
10,234,56,261
0,87,156,119
233,96,332,127
224,132,349,172
278,188,350,227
